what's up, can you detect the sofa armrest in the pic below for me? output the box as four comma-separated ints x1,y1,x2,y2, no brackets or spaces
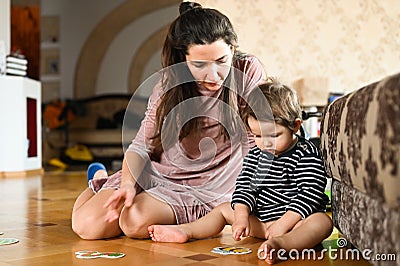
320,73,400,263
320,73,400,209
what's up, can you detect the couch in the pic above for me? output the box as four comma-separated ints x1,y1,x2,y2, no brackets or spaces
43,94,148,165
320,73,400,265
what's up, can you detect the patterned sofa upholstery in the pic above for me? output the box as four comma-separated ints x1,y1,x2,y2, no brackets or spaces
320,73,400,265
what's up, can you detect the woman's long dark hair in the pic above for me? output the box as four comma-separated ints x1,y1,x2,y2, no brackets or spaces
150,2,244,161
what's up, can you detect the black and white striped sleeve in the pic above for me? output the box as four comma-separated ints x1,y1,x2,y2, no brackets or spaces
286,147,328,218
231,147,259,213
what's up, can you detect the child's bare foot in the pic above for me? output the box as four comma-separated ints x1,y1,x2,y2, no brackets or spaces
148,225,190,243
257,238,283,264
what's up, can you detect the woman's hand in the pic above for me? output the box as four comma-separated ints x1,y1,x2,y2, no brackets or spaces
103,154,143,223
103,182,137,223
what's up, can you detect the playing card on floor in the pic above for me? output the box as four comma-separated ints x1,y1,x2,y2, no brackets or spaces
211,246,252,255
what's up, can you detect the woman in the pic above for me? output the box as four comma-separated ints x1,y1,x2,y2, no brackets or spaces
72,1,265,240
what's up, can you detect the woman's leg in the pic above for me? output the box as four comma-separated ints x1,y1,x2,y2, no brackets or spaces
119,192,177,238
72,189,123,239
258,212,333,264
72,169,122,240
72,169,108,211
72,188,176,240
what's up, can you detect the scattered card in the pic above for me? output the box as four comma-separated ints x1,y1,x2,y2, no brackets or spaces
75,251,125,259
211,246,252,255
0,238,19,246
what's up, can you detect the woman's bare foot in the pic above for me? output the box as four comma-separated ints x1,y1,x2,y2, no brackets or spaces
257,238,283,264
93,170,108,179
87,163,108,180
148,225,190,243
88,169,109,193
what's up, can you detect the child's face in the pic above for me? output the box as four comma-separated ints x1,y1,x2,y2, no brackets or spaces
248,116,298,156
186,39,234,91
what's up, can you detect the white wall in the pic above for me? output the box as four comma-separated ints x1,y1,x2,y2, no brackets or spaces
40,0,178,99
97,5,178,96
41,0,124,99
40,0,62,14
0,0,10,54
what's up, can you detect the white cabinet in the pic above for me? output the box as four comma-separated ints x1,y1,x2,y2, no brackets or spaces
0,76,42,174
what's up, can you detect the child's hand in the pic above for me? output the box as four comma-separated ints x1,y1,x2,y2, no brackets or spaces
232,217,250,241
232,203,251,241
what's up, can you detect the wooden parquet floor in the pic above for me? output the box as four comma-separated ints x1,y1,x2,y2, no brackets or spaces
0,170,371,265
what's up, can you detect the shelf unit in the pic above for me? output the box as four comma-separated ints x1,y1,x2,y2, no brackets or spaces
40,15,60,103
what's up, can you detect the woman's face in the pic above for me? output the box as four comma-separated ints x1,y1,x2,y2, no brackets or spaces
186,39,234,91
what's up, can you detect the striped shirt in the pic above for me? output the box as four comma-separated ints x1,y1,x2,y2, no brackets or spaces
231,136,328,222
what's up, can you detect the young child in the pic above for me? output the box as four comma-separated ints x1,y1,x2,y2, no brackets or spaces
148,80,333,264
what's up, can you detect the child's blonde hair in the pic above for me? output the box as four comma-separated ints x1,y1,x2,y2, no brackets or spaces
242,79,302,132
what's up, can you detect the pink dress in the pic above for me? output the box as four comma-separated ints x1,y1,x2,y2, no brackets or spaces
93,56,264,224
